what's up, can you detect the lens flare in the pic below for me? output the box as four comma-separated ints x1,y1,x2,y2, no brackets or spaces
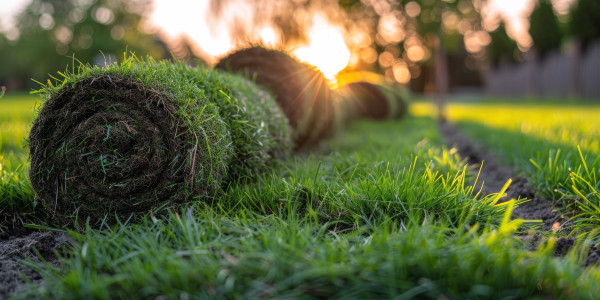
292,14,351,80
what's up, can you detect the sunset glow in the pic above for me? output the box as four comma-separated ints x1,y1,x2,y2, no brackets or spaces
292,14,351,79
149,0,232,63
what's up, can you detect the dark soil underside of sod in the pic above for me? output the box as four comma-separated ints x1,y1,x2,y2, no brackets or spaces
1,121,599,299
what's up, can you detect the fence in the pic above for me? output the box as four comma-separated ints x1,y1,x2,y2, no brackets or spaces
485,40,600,99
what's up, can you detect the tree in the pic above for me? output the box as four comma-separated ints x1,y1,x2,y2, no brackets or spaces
567,0,600,51
206,0,491,117
528,0,563,59
0,0,168,90
338,0,485,118
564,0,600,97
486,22,518,67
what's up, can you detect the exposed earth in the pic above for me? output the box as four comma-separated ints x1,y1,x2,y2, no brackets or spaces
0,120,598,299
439,120,599,266
0,227,68,299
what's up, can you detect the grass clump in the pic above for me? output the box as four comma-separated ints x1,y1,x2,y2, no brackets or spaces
0,162,37,230
28,55,291,227
542,147,600,238
218,154,513,230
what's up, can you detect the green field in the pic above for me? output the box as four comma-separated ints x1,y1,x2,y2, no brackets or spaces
3,94,600,298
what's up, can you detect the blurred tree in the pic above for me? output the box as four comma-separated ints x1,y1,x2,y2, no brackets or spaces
528,0,563,59
486,22,518,67
209,0,486,90
339,0,484,78
0,31,25,90
208,0,322,47
565,0,600,97
0,0,168,90
567,0,600,51
338,0,486,118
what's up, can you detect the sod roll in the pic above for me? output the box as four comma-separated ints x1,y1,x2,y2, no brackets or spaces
29,57,291,225
377,83,408,119
335,81,389,120
216,47,408,147
334,81,408,122
215,47,336,149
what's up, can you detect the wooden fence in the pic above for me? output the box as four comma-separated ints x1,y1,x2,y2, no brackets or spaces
485,40,600,99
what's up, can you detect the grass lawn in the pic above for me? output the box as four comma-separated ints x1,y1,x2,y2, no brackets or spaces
418,100,600,238
2,94,600,298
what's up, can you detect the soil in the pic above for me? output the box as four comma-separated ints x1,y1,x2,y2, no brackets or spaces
439,119,599,266
0,228,70,299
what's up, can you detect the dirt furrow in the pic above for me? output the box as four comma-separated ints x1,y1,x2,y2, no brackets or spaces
439,120,599,265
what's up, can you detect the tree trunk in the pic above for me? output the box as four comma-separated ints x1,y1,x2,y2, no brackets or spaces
569,38,581,98
434,32,448,120
527,50,539,97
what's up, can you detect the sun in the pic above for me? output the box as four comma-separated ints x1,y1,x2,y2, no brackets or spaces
292,14,351,80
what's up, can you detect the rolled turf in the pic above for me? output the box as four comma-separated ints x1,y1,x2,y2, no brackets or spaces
215,47,336,149
334,81,408,121
28,56,291,226
216,47,408,146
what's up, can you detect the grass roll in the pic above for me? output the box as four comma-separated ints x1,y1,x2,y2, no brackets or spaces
216,47,409,148
335,81,390,120
378,83,408,119
28,56,291,226
334,81,408,121
215,47,335,149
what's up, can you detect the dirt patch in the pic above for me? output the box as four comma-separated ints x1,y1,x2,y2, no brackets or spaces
0,229,70,299
439,120,599,265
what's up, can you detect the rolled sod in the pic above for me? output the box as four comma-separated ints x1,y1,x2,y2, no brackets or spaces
216,47,408,146
215,47,336,149
28,57,291,226
335,81,408,121
377,83,408,119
